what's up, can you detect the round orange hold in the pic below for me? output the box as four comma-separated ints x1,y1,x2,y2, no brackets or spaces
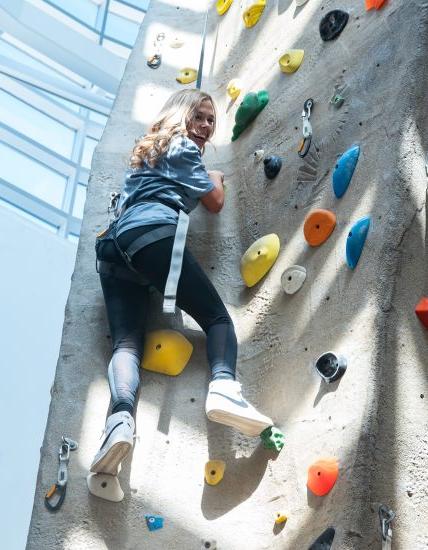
303,209,336,247
307,457,339,496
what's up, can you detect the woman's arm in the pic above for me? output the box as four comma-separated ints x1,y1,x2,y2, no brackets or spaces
200,170,225,213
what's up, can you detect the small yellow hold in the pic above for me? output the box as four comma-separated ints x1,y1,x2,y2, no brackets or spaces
240,234,280,287
279,50,305,74
176,68,197,84
275,513,288,525
216,0,233,15
243,0,266,28
141,330,193,376
227,78,242,100
205,460,226,485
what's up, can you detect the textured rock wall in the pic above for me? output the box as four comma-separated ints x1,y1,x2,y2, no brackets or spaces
27,1,428,549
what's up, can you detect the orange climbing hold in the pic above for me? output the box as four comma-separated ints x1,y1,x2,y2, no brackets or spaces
365,0,387,10
307,457,339,496
303,209,336,247
415,297,428,328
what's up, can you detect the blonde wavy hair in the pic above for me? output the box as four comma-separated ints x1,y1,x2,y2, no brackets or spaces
130,89,216,168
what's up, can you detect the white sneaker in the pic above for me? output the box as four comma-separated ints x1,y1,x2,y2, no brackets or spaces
205,379,273,437
90,411,135,475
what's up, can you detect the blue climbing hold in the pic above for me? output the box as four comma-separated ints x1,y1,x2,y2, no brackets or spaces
346,216,371,269
332,145,360,198
145,514,164,531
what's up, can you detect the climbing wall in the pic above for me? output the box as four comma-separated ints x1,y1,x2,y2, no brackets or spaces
27,1,428,549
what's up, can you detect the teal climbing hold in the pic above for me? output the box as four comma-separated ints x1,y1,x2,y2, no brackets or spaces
145,514,164,531
346,216,371,269
332,145,360,198
231,90,269,141
260,426,285,451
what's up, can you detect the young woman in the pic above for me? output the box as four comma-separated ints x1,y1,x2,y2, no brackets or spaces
92,89,273,476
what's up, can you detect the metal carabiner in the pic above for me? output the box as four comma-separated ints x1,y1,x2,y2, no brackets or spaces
298,99,314,158
44,436,78,512
379,504,395,540
147,32,165,69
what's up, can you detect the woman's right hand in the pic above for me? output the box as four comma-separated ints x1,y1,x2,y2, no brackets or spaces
207,170,225,186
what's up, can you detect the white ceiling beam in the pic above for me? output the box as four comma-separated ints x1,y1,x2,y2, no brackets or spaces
0,0,126,93
0,54,113,115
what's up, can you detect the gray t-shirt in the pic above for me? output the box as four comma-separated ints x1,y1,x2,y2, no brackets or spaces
116,135,215,236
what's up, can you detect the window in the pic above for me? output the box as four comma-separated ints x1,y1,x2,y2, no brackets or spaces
72,184,87,218
81,137,98,169
105,12,140,46
0,90,76,158
0,143,67,208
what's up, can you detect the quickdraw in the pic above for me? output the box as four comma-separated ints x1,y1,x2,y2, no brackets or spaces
147,32,165,69
378,504,395,550
298,98,314,158
44,436,78,512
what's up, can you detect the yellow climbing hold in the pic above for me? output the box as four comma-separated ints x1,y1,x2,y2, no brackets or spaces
205,460,226,485
243,0,266,28
176,68,197,84
141,330,193,376
240,234,280,287
275,513,288,525
227,78,242,100
216,0,233,15
279,50,305,74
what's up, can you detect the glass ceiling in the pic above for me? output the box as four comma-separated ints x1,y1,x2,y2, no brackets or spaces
0,0,150,241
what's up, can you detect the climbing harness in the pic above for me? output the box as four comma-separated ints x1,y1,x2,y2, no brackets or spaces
378,504,395,550
147,33,165,69
44,436,78,511
298,99,313,158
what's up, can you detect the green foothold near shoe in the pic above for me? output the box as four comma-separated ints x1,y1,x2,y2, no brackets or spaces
231,90,269,141
260,426,285,451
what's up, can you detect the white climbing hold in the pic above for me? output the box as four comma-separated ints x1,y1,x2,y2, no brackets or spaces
170,37,184,48
254,149,265,161
281,265,307,294
87,473,124,502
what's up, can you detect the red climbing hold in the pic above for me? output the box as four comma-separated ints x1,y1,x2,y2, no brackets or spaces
307,457,339,496
415,297,428,328
365,0,387,10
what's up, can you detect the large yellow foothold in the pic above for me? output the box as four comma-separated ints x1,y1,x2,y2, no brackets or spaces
243,0,266,28
205,460,226,485
141,330,193,376
279,50,305,74
240,234,280,287
227,78,242,100
176,68,197,84
216,0,233,15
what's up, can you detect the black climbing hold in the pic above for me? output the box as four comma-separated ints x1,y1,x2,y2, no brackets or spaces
315,352,347,383
263,155,282,179
308,527,336,550
320,10,349,41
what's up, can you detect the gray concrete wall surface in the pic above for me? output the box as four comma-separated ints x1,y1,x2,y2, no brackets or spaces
26,1,428,548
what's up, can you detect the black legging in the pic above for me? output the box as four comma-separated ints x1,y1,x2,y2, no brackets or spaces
99,227,237,415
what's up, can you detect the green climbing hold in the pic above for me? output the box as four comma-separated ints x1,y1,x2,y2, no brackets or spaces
231,90,269,141
260,426,285,451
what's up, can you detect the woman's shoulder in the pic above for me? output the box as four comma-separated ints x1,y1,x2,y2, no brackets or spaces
168,134,201,158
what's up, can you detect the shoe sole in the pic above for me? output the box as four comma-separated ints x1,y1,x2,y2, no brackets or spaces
206,409,272,437
90,441,132,475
